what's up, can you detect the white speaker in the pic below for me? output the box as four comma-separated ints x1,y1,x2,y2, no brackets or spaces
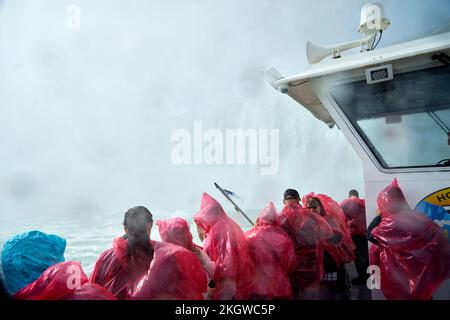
305,3,390,65
306,35,374,64
306,41,334,64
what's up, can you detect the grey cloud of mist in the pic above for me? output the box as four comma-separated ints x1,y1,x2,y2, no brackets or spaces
0,0,449,222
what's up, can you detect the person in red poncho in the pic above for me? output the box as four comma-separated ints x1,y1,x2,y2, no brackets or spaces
340,190,369,285
90,206,156,299
279,189,334,299
91,206,208,300
245,202,296,300
14,261,116,300
193,193,253,300
303,193,355,300
129,240,208,300
367,178,450,300
156,217,215,298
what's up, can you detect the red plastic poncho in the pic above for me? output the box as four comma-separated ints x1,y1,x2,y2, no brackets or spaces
303,193,356,265
130,241,208,300
157,217,193,249
339,197,367,236
90,237,155,299
280,202,333,290
245,202,296,299
193,193,253,300
370,179,450,300
14,261,116,300
369,243,381,267
157,217,216,278
376,178,410,218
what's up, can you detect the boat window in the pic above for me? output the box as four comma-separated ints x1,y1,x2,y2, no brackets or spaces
329,64,450,169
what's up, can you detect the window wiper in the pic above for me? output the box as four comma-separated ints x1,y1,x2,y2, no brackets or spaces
427,111,450,134
432,53,450,66
427,111,450,147
436,158,450,166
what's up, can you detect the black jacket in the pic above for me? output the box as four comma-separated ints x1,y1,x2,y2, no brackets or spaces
367,215,382,244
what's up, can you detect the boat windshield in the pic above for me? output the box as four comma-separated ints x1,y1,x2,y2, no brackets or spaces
329,64,450,169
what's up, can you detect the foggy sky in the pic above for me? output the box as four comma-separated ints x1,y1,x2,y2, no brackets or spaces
1,0,449,223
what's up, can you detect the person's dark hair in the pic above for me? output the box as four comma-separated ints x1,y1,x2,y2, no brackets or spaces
307,197,325,216
283,189,300,201
123,206,154,279
349,189,359,198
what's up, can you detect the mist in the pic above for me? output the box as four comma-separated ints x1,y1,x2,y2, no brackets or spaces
0,0,449,226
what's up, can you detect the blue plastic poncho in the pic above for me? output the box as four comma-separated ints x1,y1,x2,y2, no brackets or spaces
1,231,66,294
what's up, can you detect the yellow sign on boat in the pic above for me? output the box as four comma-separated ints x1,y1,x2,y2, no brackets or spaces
421,188,450,207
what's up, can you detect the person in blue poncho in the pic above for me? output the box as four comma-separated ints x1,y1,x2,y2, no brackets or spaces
1,230,66,295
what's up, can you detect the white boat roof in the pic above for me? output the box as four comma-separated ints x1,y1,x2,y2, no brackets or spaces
274,31,450,128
